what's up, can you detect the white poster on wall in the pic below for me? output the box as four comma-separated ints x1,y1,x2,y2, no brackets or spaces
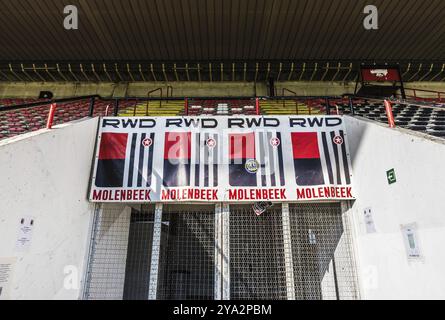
15,216,35,251
401,223,422,260
363,207,376,233
0,257,16,300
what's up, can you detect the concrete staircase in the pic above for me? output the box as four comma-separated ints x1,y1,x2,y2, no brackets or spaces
118,99,327,116
118,100,185,117
260,99,325,115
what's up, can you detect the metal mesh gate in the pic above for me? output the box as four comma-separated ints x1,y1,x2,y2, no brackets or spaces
289,203,358,300
157,205,215,300
123,207,155,299
229,205,288,300
83,202,357,300
83,204,155,300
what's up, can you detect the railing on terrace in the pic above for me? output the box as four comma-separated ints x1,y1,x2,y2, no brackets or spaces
1,94,445,140
403,87,445,103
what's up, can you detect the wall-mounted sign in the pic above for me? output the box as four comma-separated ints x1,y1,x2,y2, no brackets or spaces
363,207,376,234
15,216,35,251
361,67,401,82
401,223,422,260
0,257,16,300
387,168,396,185
89,116,354,203
252,201,273,216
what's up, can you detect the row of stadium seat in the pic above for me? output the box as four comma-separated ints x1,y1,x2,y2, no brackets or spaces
350,101,445,138
0,98,49,107
2,97,445,141
261,97,445,139
187,100,257,115
0,100,134,140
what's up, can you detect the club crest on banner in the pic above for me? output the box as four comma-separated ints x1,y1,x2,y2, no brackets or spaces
270,137,280,147
245,159,260,174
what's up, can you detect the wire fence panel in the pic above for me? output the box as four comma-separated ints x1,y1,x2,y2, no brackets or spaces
289,202,358,300
157,205,216,300
83,203,357,300
122,207,155,300
83,204,155,300
229,205,288,300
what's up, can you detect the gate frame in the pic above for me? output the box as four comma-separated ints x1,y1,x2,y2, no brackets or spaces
80,203,102,300
148,203,163,300
341,201,362,300
214,204,222,299
282,203,296,300
82,201,359,300
221,203,231,300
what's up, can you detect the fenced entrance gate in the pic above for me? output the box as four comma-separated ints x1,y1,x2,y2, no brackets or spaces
83,202,358,300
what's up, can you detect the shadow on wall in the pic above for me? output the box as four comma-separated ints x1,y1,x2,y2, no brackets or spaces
344,116,368,170
156,205,216,300
229,204,288,300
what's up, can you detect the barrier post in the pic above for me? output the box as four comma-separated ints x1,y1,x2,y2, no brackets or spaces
384,100,396,128
348,96,354,115
325,97,331,115
113,99,119,116
46,103,57,129
255,97,260,115
88,97,95,117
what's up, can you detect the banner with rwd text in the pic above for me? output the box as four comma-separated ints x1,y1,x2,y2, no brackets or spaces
89,116,354,203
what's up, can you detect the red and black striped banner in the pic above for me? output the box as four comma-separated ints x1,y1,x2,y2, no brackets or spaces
90,116,354,202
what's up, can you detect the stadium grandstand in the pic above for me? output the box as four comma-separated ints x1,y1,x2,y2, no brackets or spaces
1,0,445,303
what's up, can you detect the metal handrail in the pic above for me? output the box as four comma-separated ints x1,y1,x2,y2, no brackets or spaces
282,88,297,96
282,88,299,113
1,94,346,117
141,87,163,116
405,87,445,95
166,85,173,103
403,88,445,103
5,93,444,118
0,94,101,112
4,94,445,142
350,95,445,110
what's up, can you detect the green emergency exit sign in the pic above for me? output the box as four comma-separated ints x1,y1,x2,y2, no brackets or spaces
387,169,396,184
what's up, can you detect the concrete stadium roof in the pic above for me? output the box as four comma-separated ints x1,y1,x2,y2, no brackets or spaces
0,0,444,82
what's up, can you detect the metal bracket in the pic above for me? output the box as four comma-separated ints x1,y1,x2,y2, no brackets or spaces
222,203,230,300
148,203,163,300
282,203,296,300
214,204,223,300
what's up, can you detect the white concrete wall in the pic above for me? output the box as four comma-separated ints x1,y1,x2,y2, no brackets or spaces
345,116,445,300
0,117,99,299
